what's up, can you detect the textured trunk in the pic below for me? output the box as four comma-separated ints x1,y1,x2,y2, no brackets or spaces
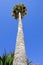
13,12,27,65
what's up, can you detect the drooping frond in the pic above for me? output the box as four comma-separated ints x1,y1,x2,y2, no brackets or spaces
12,4,27,19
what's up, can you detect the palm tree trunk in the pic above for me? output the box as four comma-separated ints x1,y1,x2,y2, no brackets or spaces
13,12,27,65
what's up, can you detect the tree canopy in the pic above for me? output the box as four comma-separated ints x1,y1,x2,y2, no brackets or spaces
12,4,27,19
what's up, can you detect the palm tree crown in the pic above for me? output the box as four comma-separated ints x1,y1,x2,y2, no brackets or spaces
12,4,27,19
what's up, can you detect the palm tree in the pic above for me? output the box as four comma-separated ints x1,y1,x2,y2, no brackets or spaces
12,4,27,65
0,4,33,65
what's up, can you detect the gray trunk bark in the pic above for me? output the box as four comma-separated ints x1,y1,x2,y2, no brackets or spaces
13,12,27,65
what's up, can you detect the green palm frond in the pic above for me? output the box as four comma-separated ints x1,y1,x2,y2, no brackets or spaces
0,56,3,65
0,52,14,65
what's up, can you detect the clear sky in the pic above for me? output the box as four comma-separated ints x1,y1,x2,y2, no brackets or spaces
0,0,43,65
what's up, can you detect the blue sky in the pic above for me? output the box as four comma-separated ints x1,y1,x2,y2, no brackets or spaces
0,0,43,65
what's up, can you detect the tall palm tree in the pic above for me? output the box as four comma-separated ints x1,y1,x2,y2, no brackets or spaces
12,4,27,65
